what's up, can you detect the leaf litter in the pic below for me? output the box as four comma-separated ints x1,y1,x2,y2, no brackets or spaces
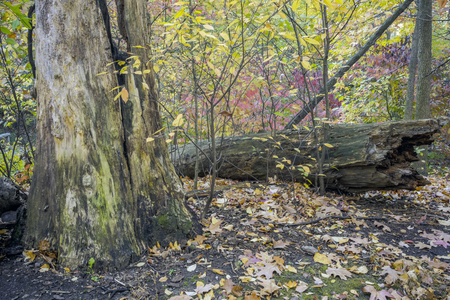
0,175,449,299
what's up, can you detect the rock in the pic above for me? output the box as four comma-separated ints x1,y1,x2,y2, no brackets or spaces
0,177,22,214
1,210,17,223
301,246,318,256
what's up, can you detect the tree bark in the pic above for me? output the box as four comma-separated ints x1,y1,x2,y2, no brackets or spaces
24,0,194,270
173,119,445,193
404,1,420,120
415,0,432,120
285,0,414,129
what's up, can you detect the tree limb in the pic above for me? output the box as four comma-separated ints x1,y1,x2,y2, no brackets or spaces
285,0,415,129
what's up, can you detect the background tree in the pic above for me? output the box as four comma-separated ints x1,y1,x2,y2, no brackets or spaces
24,0,195,270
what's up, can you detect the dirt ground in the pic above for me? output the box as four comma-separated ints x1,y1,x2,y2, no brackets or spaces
1,176,449,300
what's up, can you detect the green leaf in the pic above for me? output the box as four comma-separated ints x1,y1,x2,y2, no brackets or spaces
6,38,16,45
0,27,11,35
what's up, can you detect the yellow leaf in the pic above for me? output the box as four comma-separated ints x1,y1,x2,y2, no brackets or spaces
159,276,168,282
114,89,122,101
203,24,214,30
96,71,108,76
220,32,229,41
303,36,321,45
173,7,185,20
276,163,285,170
313,252,330,265
301,60,311,70
324,143,333,148
284,280,298,289
121,87,129,103
24,250,36,262
291,0,301,11
40,264,50,272
166,138,172,143
146,137,155,143
172,114,185,127
285,265,297,273
212,269,226,275
64,267,71,273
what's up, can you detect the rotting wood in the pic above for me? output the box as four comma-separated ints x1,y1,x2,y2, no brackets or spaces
172,118,447,193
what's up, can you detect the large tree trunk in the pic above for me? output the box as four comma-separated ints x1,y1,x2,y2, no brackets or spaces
24,0,194,270
173,119,444,193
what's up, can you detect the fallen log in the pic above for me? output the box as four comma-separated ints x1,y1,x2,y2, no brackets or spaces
172,119,446,192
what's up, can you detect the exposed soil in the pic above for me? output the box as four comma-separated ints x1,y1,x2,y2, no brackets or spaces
1,176,449,300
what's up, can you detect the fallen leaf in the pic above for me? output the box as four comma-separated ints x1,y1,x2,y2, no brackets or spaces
212,269,225,275
415,242,432,249
258,279,280,296
222,278,234,294
273,240,290,249
168,295,193,300
326,267,352,280
159,276,168,282
231,285,243,297
295,281,309,293
313,253,331,265
379,266,401,285
187,264,197,272
284,280,297,289
362,285,393,300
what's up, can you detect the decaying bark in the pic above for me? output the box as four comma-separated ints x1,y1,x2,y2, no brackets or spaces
24,0,194,270
173,119,445,192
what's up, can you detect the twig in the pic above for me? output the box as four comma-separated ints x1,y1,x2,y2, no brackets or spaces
279,215,387,227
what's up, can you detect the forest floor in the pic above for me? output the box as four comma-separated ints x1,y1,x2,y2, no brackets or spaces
1,175,449,300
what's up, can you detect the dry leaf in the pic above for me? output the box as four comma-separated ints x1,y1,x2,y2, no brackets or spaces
273,240,290,249
121,87,129,103
231,285,243,297
212,269,225,275
258,279,280,296
325,267,352,280
313,253,331,265
295,281,309,293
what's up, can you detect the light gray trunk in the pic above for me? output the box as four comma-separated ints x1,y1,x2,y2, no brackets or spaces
404,2,420,120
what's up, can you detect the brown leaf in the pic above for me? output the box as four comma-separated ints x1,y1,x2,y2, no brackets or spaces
258,279,280,296
231,285,243,297
438,0,448,9
207,217,223,234
222,279,234,294
218,110,233,117
326,267,352,280
121,87,129,103
379,266,401,285
374,221,391,232
39,239,50,252
244,291,261,300
256,262,281,279
273,240,289,249
362,285,393,300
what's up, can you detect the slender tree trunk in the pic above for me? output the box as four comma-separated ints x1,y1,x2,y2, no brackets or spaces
414,0,433,175
415,0,432,120
404,2,420,120
25,0,194,270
